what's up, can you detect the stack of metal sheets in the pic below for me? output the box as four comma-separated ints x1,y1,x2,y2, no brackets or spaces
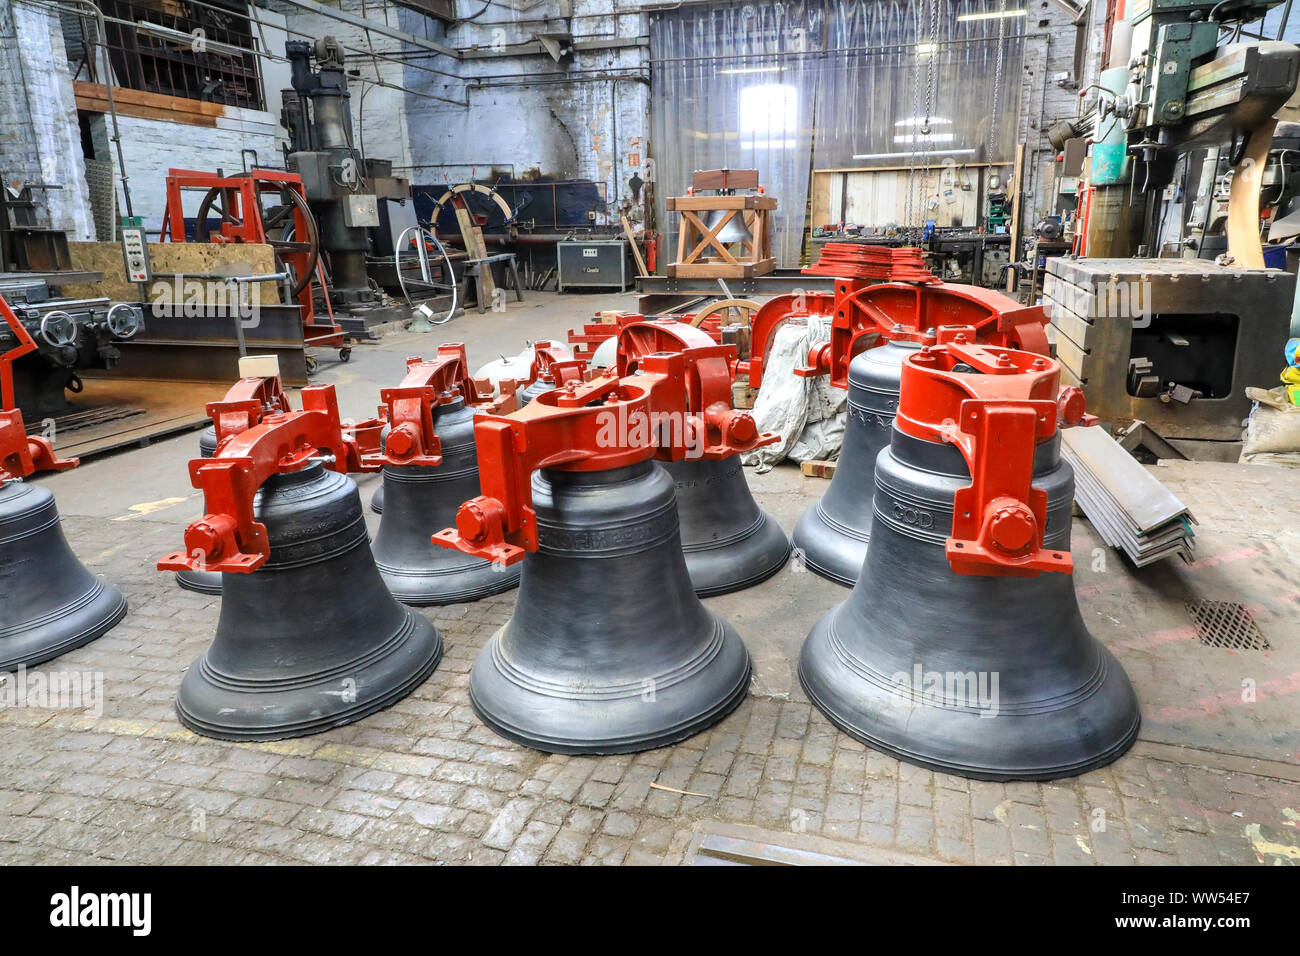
1062,426,1197,566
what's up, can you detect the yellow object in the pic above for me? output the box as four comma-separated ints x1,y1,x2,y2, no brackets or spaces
1286,383,1300,406
1281,366,1300,385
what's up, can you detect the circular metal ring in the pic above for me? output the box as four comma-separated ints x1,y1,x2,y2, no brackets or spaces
39,311,78,348
106,303,144,339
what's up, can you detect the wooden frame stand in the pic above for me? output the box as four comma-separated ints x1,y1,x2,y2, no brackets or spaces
666,169,776,279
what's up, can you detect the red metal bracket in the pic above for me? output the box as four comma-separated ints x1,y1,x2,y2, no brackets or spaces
434,338,777,565
158,385,359,574
896,343,1089,578
742,249,1050,391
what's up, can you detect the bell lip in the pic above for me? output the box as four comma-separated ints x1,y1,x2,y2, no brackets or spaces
377,561,521,607
174,614,443,741
791,501,867,588
0,579,127,671
468,621,752,755
797,625,1142,782
687,510,792,597
174,569,223,596
469,661,751,755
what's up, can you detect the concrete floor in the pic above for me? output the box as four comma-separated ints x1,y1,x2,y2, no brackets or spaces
2,290,1299,865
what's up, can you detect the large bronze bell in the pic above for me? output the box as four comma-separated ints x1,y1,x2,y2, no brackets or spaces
616,316,788,595
174,461,443,740
467,460,751,753
436,349,768,753
785,281,1051,586
174,426,222,595
0,480,128,669
372,395,520,604
799,344,1140,780
793,339,919,585
663,455,789,595
161,386,441,740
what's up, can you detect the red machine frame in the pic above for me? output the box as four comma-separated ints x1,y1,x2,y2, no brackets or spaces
160,168,345,353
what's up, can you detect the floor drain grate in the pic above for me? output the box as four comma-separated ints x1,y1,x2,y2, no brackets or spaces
1185,600,1271,651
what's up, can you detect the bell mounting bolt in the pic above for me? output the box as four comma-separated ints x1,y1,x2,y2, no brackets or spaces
743,261,1050,391
897,342,1097,578
159,385,383,575
0,295,78,483
435,339,777,565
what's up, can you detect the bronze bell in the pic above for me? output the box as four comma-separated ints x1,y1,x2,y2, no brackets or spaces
159,387,442,740
788,281,1051,586
0,480,128,669
435,350,771,753
662,455,789,595
702,208,753,246
799,344,1140,780
371,382,520,605
617,316,788,595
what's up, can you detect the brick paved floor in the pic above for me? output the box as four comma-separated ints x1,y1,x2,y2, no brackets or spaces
2,310,1298,866
2,508,1298,865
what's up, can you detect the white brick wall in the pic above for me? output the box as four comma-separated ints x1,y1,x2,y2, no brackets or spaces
0,0,94,238
90,110,281,235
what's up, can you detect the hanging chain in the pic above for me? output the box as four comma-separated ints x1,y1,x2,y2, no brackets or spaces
918,0,939,236
988,0,1008,163
904,1,925,238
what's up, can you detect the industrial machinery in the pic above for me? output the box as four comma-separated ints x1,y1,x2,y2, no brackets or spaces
158,384,439,740
160,166,348,370
799,341,1140,781
615,317,790,595
433,343,772,753
281,37,412,331
368,346,523,605
1081,0,1300,261
1,178,71,273
0,281,143,419
744,244,1050,586
1045,256,1294,451
0,295,127,669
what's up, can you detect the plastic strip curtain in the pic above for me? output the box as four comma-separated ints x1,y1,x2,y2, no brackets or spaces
649,0,1024,266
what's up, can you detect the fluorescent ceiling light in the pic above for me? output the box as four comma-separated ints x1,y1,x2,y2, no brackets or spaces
851,149,977,160
957,9,1027,21
915,42,937,54
719,66,781,76
895,117,953,127
894,133,956,144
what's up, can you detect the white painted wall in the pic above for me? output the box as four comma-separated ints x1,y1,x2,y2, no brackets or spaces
90,107,281,235
0,0,94,239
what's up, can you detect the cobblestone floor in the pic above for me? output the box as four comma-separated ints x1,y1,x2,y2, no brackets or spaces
2,510,1298,866
2,311,1298,866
